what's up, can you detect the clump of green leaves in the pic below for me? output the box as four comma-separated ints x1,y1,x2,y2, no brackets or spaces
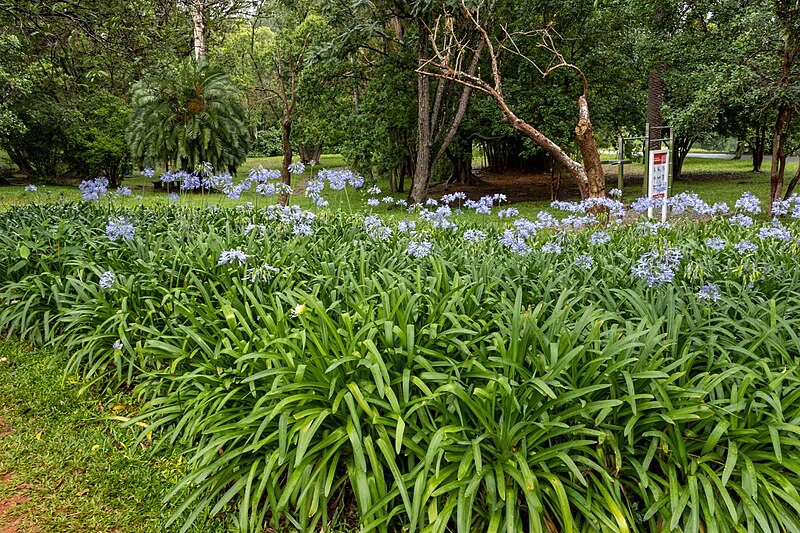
2,202,800,531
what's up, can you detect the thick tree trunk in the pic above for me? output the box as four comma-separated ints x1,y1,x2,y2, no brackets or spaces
444,147,480,185
647,66,666,150
280,115,292,206
672,136,695,180
191,0,206,62
770,104,791,210
4,146,34,176
575,95,604,198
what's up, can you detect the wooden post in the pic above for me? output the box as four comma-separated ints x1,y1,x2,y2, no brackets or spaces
643,123,650,197
617,136,624,193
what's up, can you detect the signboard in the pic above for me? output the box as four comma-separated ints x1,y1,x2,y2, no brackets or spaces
648,149,670,221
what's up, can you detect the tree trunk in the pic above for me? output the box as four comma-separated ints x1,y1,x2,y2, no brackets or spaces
410,29,433,204
784,162,800,199
575,95,605,198
280,115,292,206
298,144,323,164
770,104,791,210
191,0,206,62
4,146,34,176
647,66,666,150
672,136,695,180
753,124,766,172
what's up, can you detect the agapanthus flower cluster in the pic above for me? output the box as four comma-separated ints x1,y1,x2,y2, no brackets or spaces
735,192,762,215
288,161,306,175
116,186,132,197
140,167,155,178
632,247,683,287
24,184,37,192
498,208,519,218
320,168,364,190
706,237,726,250
106,216,136,241
499,229,531,255
167,192,179,202
180,173,202,191
248,166,281,183
575,254,594,269
729,214,753,227
99,270,116,289
590,231,611,245
463,229,487,244
418,205,458,230
631,196,664,214
758,219,794,242
541,240,562,255
397,219,416,233
218,249,250,266
79,177,109,202
266,205,317,237
304,178,327,206
697,283,721,301
408,238,433,258
364,215,392,241
440,192,467,206
465,194,506,215
734,240,758,254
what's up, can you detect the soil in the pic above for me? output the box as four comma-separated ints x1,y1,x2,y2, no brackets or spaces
427,168,757,205
428,168,644,204
0,418,38,533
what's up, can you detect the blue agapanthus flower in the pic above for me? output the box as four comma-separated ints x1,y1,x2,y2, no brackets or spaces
697,283,720,301
632,247,683,287
106,217,135,241
218,249,250,266
575,254,594,269
99,270,116,289
706,237,726,250
408,239,432,258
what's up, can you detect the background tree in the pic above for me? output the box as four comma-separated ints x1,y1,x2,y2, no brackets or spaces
127,59,249,172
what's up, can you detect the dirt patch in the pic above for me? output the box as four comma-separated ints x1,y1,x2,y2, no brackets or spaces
0,483,38,533
428,168,643,204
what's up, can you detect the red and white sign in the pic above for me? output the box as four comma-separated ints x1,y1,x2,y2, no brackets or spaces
648,149,670,221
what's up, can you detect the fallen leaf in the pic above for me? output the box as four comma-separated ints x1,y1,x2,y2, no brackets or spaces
91,444,100,452
34,428,43,440
112,404,129,411
75,488,89,497
54,478,64,490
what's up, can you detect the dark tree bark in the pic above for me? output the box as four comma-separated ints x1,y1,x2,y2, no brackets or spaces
409,19,484,204
784,162,800,199
752,124,766,172
672,135,695,180
647,66,666,150
770,104,792,209
298,144,323,164
280,114,292,187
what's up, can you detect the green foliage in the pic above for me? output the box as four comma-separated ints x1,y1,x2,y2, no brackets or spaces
127,60,250,172
1,201,800,531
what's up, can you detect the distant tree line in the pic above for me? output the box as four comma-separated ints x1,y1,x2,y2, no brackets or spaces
0,0,798,206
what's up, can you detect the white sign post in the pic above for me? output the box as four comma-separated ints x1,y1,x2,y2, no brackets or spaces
647,149,670,221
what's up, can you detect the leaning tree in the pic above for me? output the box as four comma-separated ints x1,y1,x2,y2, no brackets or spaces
127,59,250,173
418,2,605,200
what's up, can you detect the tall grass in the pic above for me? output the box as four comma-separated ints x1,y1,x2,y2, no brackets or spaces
1,202,800,531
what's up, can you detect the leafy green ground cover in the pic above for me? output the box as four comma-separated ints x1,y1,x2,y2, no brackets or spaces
1,191,800,531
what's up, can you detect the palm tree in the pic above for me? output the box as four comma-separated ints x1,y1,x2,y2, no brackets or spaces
127,60,249,173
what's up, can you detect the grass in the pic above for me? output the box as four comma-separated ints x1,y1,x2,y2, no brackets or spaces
0,340,229,532
0,153,788,217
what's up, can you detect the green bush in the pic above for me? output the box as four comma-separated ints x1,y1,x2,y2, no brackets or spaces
1,201,800,532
